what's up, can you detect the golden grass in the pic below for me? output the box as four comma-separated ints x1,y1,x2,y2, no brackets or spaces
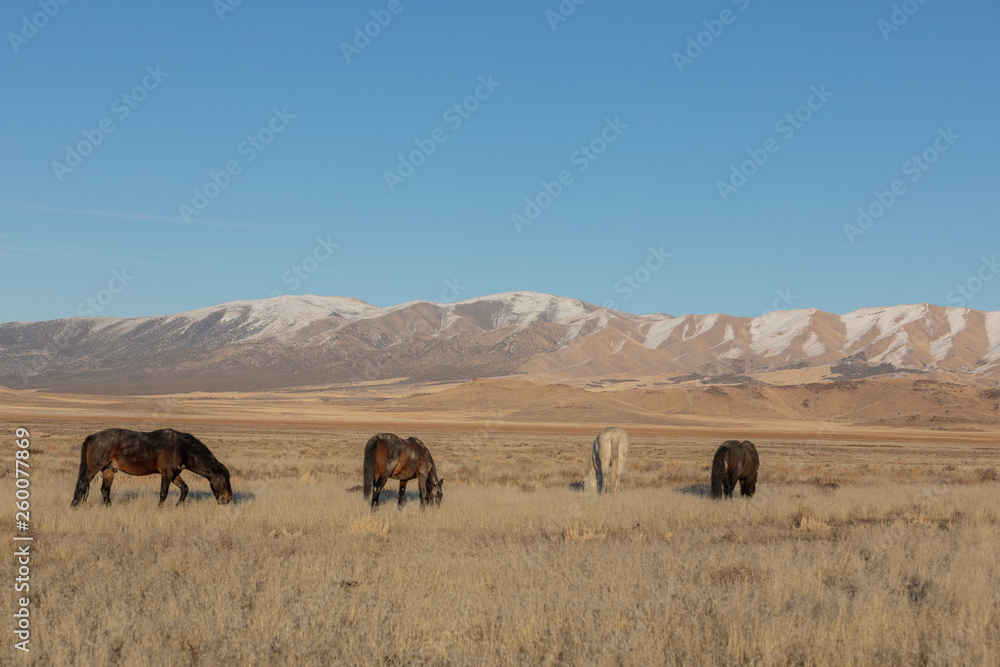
2,419,999,665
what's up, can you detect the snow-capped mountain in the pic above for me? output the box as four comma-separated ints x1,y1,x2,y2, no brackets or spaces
1,293,998,393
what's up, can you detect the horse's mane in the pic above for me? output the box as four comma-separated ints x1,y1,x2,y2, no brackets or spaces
408,438,438,477
169,430,228,474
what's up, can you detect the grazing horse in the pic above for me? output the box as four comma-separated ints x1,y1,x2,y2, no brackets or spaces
71,428,233,507
582,426,629,494
363,433,443,508
711,440,759,499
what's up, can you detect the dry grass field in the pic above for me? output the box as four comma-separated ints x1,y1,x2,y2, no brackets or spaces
3,418,1000,665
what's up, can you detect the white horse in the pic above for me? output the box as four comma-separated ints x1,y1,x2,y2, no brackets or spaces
582,427,629,493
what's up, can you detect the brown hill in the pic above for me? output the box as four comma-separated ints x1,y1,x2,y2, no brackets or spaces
2,294,1000,394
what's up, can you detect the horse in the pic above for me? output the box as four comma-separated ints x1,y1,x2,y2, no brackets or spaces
710,440,759,499
362,433,443,508
70,428,233,507
582,426,629,494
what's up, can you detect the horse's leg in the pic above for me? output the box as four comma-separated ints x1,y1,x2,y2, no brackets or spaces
418,475,428,506
397,480,407,508
724,467,736,498
372,472,389,508
173,475,189,504
100,468,115,506
158,470,174,506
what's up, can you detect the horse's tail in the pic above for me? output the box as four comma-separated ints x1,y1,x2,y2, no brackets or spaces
77,435,92,479
582,446,596,491
711,444,728,500
71,435,95,506
608,429,621,493
362,436,379,500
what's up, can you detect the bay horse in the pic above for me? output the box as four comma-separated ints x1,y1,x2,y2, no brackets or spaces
582,426,629,494
71,428,233,507
363,433,443,508
711,440,759,499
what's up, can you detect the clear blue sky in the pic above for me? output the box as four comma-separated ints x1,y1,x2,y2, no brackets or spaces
1,0,997,323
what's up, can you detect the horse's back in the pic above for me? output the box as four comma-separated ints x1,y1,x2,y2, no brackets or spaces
717,439,757,475
365,433,403,459
84,428,138,460
93,428,197,476
364,433,413,478
596,427,628,458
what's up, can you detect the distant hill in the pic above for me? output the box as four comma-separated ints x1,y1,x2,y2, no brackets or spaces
2,292,999,394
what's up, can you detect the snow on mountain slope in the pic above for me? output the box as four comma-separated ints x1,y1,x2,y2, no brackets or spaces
983,311,1000,361
176,295,385,340
749,309,816,357
2,295,1000,392
930,308,968,362
643,316,688,349
841,305,930,351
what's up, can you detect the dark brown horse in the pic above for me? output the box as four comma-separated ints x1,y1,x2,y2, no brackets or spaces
363,433,443,508
711,440,759,499
71,428,233,507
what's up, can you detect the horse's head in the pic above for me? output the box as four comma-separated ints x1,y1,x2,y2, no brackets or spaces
211,466,233,505
427,477,444,505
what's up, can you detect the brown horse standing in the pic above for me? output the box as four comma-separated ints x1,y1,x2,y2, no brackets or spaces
711,440,759,499
71,428,233,507
363,433,443,508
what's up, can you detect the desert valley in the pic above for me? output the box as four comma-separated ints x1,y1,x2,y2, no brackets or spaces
2,293,999,665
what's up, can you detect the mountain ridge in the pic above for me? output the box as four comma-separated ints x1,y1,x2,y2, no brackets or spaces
2,292,999,394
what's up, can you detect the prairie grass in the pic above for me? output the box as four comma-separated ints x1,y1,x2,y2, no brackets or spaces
2,420,999,665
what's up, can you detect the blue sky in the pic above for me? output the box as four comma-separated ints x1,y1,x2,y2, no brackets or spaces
1,0,997,323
